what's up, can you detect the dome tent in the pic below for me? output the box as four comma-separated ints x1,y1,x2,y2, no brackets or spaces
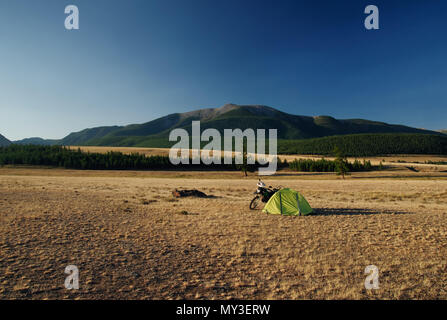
262,188,313,216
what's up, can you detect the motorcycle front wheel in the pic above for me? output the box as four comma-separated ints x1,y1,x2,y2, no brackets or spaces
249,195,262,210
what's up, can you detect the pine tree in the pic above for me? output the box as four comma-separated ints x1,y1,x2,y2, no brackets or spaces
333,146,350,179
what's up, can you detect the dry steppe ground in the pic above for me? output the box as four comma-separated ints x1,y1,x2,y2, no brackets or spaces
1,166,447,299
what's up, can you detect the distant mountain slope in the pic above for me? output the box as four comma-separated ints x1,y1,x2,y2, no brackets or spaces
14,137,60,145
440,129,447,135
0,134,11,146
55,104,440,147
60,126,122,145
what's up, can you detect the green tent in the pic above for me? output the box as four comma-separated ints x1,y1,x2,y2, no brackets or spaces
262,188,313,216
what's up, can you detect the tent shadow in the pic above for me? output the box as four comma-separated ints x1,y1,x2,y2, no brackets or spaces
311,207,412,216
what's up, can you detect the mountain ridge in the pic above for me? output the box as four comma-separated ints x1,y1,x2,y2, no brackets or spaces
11,104,442,147
0,133,11,146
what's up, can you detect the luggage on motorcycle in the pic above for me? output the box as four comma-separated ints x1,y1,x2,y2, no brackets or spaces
262,188,312,216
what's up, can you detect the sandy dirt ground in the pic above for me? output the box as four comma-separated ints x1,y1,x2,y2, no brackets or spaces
1,168,447,299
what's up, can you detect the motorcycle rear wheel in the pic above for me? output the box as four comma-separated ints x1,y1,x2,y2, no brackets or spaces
249,196,262,210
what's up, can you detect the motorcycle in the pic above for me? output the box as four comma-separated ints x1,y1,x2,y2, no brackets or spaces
249,179,281,210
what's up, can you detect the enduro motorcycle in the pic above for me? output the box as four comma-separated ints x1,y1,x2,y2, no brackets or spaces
249,179,281,210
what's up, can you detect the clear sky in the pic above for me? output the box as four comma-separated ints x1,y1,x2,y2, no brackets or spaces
1,0,446,140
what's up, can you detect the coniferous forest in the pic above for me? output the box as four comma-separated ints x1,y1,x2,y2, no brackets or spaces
0,145,261,171
0,145,376,172
278,133,447,156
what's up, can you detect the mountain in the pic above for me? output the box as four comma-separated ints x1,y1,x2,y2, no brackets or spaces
14,137,60,145
61,126,121,146
440,129,447,135
0,134,11,146
56,104,440,147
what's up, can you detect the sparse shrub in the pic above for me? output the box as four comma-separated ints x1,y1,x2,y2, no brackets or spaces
140,199,156,205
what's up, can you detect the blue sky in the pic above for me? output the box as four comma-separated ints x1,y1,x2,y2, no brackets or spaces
0,0,446,140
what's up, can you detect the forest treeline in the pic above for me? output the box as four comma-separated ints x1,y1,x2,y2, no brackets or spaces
278,133,447,156
0,145,247,170
288,158,372,172
0,145,374,173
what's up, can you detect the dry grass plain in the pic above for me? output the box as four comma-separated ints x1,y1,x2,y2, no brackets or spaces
1,166,447,300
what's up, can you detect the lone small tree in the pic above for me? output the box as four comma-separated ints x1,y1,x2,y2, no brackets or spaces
239,149,249,176
333,146,350,179
237,142,252,177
